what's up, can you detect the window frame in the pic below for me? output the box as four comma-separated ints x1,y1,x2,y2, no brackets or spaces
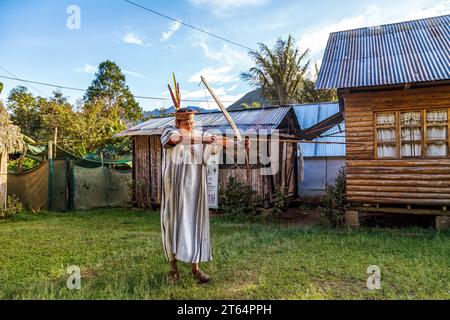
374,107,449,159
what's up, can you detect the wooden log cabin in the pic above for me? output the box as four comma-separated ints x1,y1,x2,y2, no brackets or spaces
115,106,302,208
316,15,450,227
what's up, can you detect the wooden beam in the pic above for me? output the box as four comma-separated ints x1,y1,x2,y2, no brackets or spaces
352,206,450,216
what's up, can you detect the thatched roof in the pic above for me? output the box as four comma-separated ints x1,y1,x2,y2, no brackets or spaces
0,104,24,154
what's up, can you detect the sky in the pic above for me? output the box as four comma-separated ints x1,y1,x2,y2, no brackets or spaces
0,0,449,111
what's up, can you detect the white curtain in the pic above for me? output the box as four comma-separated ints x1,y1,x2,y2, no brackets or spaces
427,142,447,156
377,113,395,125
427,110,447,122
376,113,396,158
377,128,396,142
401,127,421,140
378,145,396,158
402,143,422,157
401,112,421,125
401,112,421,157
427,110,448,156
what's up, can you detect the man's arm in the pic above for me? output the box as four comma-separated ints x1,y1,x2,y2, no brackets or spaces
166,133,214,147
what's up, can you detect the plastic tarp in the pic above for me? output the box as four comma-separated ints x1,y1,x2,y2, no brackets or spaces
72,165,132,210
7,161,49,210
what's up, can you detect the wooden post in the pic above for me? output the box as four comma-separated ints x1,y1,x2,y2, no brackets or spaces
53,126,58,158
48,142,53,211
345,210,360,227
0,153,7,211
435,216,450,230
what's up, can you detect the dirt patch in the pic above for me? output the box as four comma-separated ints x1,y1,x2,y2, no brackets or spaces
275,207,327,228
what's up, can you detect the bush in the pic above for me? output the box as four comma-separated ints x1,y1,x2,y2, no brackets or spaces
1,195,23,219
219,177,257,217
321,166,347,227
8,157,39,172
271,185,290,218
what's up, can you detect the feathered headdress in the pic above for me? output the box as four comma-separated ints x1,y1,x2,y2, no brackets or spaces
168,72,181,111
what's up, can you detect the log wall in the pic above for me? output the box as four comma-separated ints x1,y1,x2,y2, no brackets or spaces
344,85,450,206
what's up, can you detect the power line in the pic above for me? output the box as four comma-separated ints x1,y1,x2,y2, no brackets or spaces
0,66,48,97
0,74,237,103
123,0,254,52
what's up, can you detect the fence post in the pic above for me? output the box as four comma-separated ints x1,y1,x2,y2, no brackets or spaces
48,141,53,211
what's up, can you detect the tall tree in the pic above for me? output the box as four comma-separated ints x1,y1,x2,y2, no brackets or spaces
241,35,310,105
84,60,142,122
7,86,41,139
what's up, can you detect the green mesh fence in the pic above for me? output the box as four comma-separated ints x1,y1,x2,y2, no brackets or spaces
72,165,132,210
8,143,132,211
50,159,68,211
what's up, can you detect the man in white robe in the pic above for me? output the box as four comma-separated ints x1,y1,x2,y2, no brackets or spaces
160,108,231,284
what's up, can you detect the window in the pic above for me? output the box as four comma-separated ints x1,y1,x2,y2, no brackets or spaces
375,108,449,159
376,112,397,158
400,111,422,157
426,109,448,156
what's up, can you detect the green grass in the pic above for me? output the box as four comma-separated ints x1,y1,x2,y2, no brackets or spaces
0,208,449,299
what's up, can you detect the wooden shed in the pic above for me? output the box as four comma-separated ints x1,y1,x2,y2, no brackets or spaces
115,106,303,208
316,15,450,226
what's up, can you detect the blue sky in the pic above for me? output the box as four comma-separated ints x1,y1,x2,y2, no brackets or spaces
0,0,449,111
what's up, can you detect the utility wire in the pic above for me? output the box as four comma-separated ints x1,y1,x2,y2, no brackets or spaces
0,66,48,97
0,74,237,103
123,0,254,51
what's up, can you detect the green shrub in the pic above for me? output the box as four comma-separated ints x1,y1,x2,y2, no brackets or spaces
271,185,290,218
321,166,347,227
1,195,23,219
8,157,39,172
219,176,256,217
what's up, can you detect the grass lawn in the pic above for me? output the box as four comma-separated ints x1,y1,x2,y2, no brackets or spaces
0,208,449,300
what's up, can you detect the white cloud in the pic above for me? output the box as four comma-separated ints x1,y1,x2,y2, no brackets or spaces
122,32,150,46
188,66,239,84
193,36,252,67
161,21,182,41
75,64,96,74
123,69,145,78
189,0,269,15
161,87,245,108
227,84,238,92
298,1,450,57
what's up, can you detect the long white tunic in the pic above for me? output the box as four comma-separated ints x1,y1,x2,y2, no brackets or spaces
160,126,219,263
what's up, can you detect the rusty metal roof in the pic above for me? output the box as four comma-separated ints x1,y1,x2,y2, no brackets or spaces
114,106,297,137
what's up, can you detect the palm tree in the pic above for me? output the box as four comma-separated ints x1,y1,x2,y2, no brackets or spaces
240,102,261,109
300,63,338,103
241,35,310,106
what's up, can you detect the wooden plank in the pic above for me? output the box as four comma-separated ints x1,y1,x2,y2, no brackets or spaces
347,185,450,194
347,191,450,199
347,173,450,180
0,153,6,210
352,206,450,216
347,179,450,187
348,196,450,206
347,167,450,174
347,159,450,167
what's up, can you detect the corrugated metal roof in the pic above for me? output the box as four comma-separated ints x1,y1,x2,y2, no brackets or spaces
316,15,450,89
293,102,346,157
115,106,294,137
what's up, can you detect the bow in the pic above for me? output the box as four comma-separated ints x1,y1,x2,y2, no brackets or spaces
200,76,250,183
